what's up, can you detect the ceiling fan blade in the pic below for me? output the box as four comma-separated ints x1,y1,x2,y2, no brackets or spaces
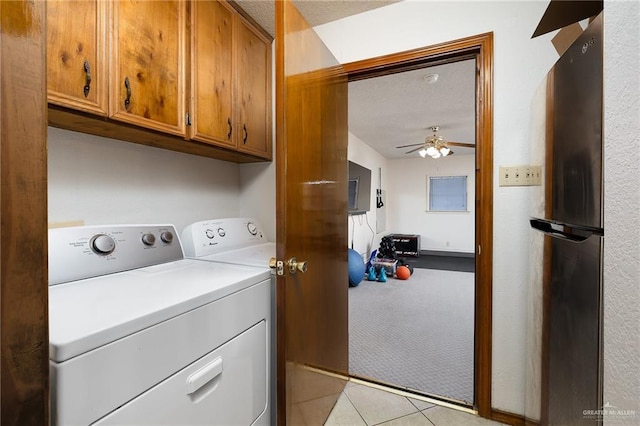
405,146,426,154
446,141,475,148
395,142,424,149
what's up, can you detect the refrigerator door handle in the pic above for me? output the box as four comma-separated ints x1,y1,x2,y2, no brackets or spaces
530,218,603,242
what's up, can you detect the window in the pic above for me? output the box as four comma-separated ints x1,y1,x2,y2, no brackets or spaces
428,176,468,211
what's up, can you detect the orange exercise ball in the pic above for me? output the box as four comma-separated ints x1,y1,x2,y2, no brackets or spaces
396,265,410,280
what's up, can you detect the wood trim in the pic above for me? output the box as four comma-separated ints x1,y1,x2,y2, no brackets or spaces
342,33,494,418
48,106,269,163
491,408,529,426
343,33,489,80
274,3,286,424
475,32,494,420
0,1,50,423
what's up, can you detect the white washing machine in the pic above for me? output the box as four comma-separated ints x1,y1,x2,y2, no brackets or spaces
48,224,271,425
181,218,276,423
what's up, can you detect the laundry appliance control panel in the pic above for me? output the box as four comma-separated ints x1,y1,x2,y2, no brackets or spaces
181,218,266,257
49,225,184,285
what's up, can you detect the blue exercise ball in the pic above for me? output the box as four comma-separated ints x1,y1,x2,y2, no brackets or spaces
348,248,366,287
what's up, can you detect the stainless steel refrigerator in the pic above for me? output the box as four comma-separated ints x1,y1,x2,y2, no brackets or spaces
529,13,603,425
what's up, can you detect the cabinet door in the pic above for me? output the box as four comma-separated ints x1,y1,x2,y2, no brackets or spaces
111,0,186,136
190,1,235,148
47,0,108,115
235,18,272,159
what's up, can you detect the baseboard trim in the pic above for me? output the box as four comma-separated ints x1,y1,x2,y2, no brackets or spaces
490,409,532,426
420,250,475,258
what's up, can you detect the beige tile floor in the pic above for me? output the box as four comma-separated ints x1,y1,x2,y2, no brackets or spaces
325,381,507,426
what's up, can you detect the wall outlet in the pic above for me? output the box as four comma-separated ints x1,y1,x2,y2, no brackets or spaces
530,165,542,185
499,165,542,187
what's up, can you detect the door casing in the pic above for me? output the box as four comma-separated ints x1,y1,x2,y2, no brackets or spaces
342,32,494,419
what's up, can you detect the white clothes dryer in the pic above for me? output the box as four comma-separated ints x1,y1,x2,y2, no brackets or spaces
181,218,274,269
181,218,276,423
48,224,271,425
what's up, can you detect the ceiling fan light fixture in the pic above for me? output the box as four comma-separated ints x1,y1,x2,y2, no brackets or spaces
431,150,442,159
418,148,428,158
440,146,451,157
426,146,438,157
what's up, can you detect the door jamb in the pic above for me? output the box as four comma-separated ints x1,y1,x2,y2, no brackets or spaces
342,32,494,419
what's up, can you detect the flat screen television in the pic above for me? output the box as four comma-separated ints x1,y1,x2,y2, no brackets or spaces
348,161,371,215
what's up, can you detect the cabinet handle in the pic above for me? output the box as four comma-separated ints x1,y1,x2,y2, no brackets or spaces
227,118,232,140
242,124,248,144
83,60,92,98
124,77,131,111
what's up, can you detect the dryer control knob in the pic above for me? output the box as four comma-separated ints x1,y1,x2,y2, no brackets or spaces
217,227,226,237
205,229,215,239
247,222,258,236
141,233,156,246
91,234,116,255
160,231,174,244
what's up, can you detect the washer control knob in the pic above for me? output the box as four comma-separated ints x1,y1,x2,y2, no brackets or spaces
217,227,226,237
91,234,116,255
160,231,174,244
205,229,215,239
141,233,156,246
247,222,258,236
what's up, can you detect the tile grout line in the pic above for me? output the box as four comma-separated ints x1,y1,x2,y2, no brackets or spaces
347,390,424,426
418,406,437,426
349,377,476,415
342,389,371,426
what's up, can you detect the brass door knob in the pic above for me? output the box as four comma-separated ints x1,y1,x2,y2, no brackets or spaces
287,257,308,274
270,257,307,275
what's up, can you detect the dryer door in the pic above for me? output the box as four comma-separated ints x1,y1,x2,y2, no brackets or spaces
94,321,268,425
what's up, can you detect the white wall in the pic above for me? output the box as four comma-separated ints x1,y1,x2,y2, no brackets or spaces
603,2,640,424
239,162,276,242
387,155,475,253
48,127,242,233
316,1,559,414
348,132,389,258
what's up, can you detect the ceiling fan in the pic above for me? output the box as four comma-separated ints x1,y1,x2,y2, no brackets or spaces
396,126,475,158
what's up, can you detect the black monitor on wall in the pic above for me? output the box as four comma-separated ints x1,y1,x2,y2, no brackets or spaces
348,161,371,215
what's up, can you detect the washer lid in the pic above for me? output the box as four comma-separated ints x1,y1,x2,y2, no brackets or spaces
49,259,270,362
193,242,275,268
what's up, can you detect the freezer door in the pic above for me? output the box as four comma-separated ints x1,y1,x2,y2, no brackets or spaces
549,14,602,229
545,233,602,425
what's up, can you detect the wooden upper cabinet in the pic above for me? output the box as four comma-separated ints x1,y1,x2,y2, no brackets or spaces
190,1,235,148
111,0,186,136
235,18,271,158
190,1,272,159
46,0,108,115
45,0,271,162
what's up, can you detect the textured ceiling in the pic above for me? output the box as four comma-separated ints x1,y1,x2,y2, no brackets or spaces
236,0,400,37
349,59,477,159
238,0,476,160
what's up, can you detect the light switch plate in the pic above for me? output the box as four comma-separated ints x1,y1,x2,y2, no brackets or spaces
499,165,542,186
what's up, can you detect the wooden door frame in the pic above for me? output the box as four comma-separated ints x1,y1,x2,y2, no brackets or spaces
0,1,50,424
342,32,494,419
